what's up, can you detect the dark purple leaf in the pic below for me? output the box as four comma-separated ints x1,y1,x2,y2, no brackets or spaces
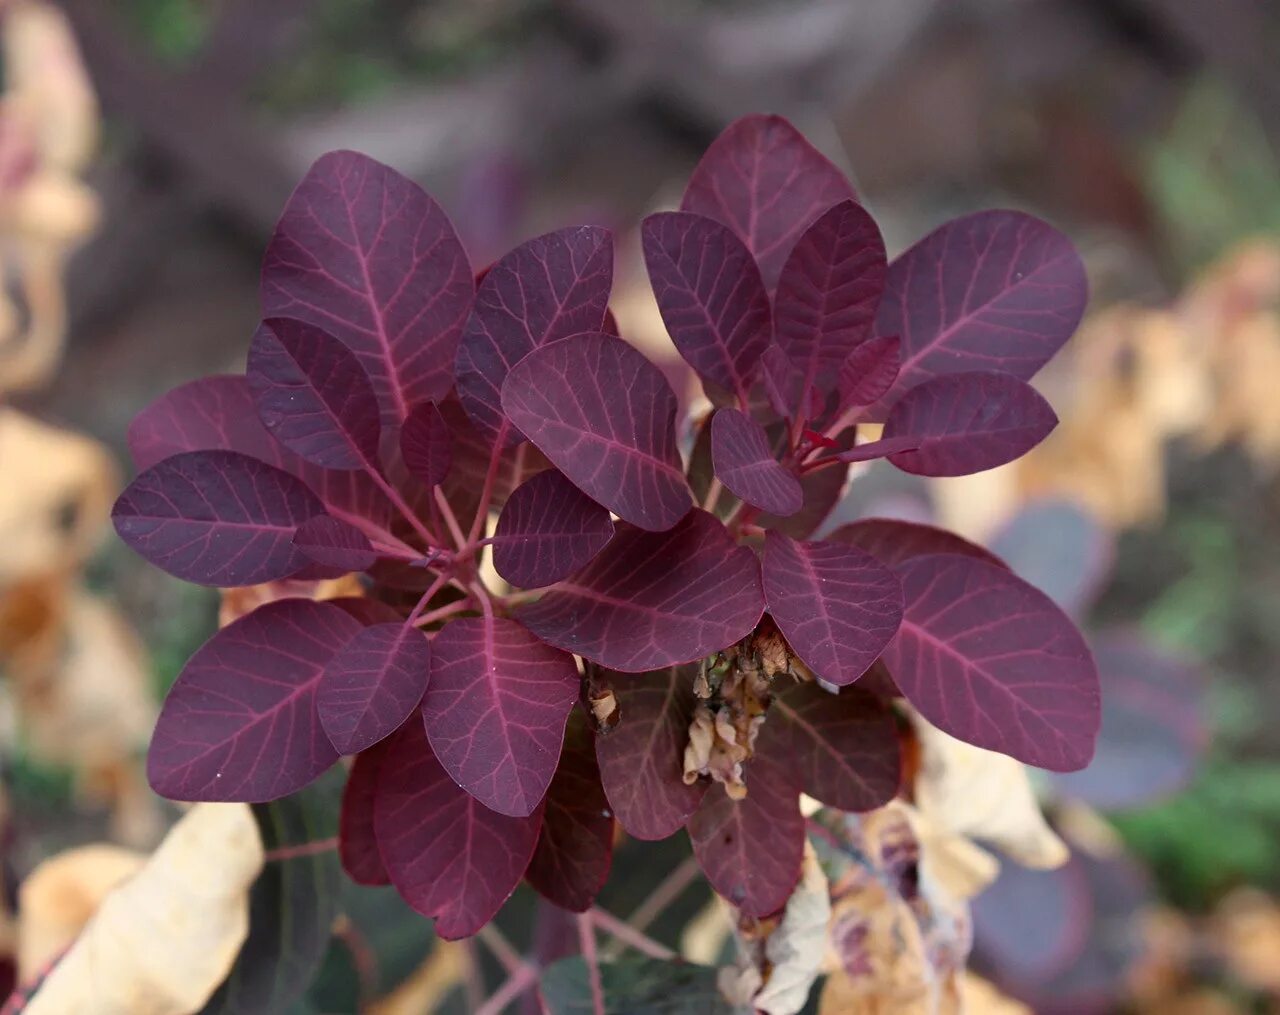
681,114,856,291
340,741,391,885
763,680,901,811
835,435,923,464
455,225,613,445
686,751,804,917
500,332,692,532
247,317,382,471
641,212,771,402
262,150,474,423
437,394,548,523
759,343,822,423
989,499,1114,618
422,616,580,817
329,597,405,626
773,201,886,406
882,553,1100,771
293,515,377,572
525,712,614,912
113,450,324,587
870,210,1088,416
373,720,542,939
762,533,903,687
837,335,900,415
709,407,802,516
882,372,1058,477
318,623,430,755
594,666,707,840
1051,632,1206,810
492,469,615,588
826,517,1006,569
147,599,361,801
399,401,453,488
518,509,764,671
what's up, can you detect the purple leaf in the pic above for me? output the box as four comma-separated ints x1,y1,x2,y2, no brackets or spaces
641,211,772,402
989,499,1114,618
837,335,900,415
293,515,377,572
681,114,856,291
247,317,383,471
500,332,692,532
882,553,1100,771
763,680,901,811
594,666,707,840
422,616,580,817
492,469,615,589
399,401,453,488
835,435,924,464
438,394,548,523
329,597,406,626
870,210,1088,416
709,407,802,516
759,344,823,423
147,599,361,801
340,741,391,885
518,510,764,672
318,623,431,755
686,751,804,917
763,533,903,687
882,372,1058,477
113,450,324,587
455,225,614,445
826,517,1006,569
1051,632,1206,810
373,720,542,939
262,150,474,423
525,712,614,912
773,201,886,405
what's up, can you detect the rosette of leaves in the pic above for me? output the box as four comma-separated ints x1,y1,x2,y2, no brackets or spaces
113,115,1100,941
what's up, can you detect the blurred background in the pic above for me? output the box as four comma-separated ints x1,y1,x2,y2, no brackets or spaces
1,0,1279,1012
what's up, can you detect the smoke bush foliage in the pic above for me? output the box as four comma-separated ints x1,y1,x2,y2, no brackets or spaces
115,114,1098,937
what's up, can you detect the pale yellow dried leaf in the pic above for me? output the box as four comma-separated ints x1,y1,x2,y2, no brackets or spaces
1209,888,1280,993
218,574,364,628
958,973,1031,1014
25,803,263,1015
368,942,466,1015
752,840,831,1014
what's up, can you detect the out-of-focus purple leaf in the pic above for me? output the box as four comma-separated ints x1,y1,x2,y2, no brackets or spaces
317,623,430,755
869,210,1088,416
594,666,708,840
340,740,391,885
686,751,804,917
1051,632,1207,810
710,407,802,516
826,517,1006,569
262,150,474,423
774,201,886,404
525,712,614,912
147,599,361,801
247,317,383,471
373,720,542,939
883,372,1058,477
681,114,856,291
422,616,579,817
293,515,377,572
883,553,1100,771
456,225,613,445
836,335,900,416
113,450,324,587
518,510,764,672
989,499,1115,618
399,401,453,488
642,211,772,402
763,533,903,687
501,332,692,532
835,435,923,464
493,469,615,589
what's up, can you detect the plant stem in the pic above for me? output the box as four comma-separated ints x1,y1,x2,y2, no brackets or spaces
468,421,510,546
434,487,469,549
701,476,724,514
477,924,525,976
475,964,541,1015
365,465,440,549
262,836,338,862
406,574,451,626
591,907,677,961
577,912,606,1015
619,855,700,937
412,599,473,628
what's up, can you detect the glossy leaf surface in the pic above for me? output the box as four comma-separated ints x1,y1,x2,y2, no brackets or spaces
422,616,579,817
318,623,430,755
148,599,361,800
399,401,453,488
709,407,802,516
113,450,324,587
519,510,764,671
492,469,615,589
762,533,903,687
883,553,1100,771
501,333,691,531
262,150,474,422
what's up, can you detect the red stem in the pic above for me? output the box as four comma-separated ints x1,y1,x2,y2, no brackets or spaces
263,836,338,862
577,912,606,1015
591,907,677,961
406,573,451,626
